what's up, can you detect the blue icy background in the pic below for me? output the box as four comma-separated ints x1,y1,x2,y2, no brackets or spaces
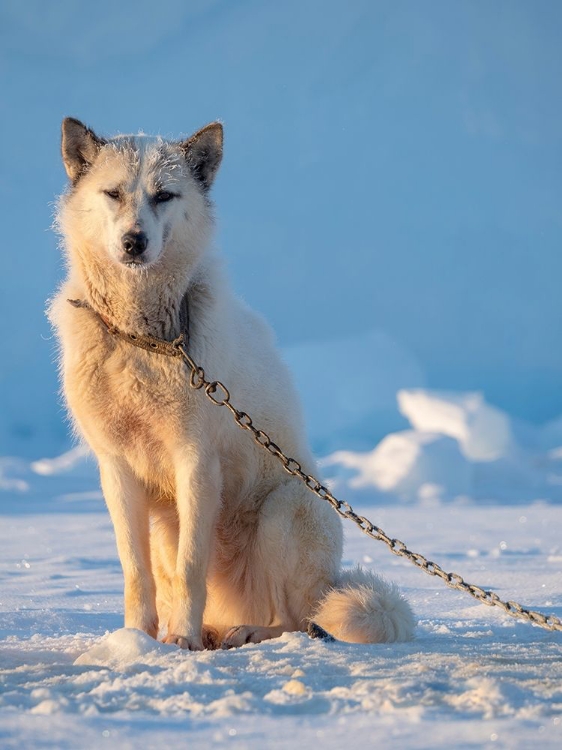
1,0,561,457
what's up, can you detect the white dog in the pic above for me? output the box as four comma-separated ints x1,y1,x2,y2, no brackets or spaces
49,118,414,650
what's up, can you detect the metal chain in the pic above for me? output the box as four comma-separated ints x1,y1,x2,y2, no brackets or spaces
175,342,562,634
69,296,562,635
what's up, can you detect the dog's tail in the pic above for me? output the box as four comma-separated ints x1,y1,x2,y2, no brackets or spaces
312,567,415,643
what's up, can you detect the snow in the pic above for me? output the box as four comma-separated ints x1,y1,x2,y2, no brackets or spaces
324,431,471,501
324,390,562,506
1,428,561,748
398,390,515,462
73,628,176,669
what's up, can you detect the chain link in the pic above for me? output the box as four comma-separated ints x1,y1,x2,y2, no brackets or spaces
174,341,562,634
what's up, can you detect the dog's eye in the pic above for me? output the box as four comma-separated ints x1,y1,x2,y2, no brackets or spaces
104,190,121,200
154,191,174,203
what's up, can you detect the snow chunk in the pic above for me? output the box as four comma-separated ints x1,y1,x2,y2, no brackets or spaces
325,431,470,501
30,698,69,715
74,628,173,669
398,389,515,461
283,679,307,695
448,677,527,719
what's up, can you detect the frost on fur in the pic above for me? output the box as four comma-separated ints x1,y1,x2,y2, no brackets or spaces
313,567,415,643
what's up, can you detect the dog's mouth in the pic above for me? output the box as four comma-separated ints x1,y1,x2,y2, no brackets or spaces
116,247,163,270
119,255,150,269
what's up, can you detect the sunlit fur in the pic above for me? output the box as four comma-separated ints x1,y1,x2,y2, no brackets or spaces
49,120,415,650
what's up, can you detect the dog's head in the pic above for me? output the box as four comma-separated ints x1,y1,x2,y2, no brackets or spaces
59,118,222,270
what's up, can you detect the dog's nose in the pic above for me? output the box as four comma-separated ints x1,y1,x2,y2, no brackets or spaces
122,231,148,257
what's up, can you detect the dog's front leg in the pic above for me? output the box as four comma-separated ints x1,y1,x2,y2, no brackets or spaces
99,457,157,637
163,451,221,651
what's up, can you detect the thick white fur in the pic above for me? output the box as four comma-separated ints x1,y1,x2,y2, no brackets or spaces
49,120,415,650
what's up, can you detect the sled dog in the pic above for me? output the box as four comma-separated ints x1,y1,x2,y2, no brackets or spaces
49,118,415,649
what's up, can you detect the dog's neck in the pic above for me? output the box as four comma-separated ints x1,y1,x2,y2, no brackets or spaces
73,250,190,339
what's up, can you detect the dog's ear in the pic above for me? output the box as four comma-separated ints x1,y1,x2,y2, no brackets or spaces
180,122,223,191
61,117,106,183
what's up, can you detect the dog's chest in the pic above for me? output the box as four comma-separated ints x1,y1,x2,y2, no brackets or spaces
68,336,189,466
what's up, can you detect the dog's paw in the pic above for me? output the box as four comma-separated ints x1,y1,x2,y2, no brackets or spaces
162,633,204,651
221,624,283,649
307,621,336,642
202,625,220,650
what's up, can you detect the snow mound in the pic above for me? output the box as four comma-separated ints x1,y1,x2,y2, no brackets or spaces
323,389,562,502
398,389,515,462
74,628,173,669
325,431,470,502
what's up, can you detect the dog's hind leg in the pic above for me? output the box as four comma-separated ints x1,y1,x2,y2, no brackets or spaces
99,458,158,638
219,479,342,649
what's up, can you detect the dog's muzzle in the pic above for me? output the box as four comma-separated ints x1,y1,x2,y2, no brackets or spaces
122,231,148,258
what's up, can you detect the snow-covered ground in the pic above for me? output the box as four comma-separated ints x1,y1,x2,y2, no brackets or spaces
1,392,561,749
